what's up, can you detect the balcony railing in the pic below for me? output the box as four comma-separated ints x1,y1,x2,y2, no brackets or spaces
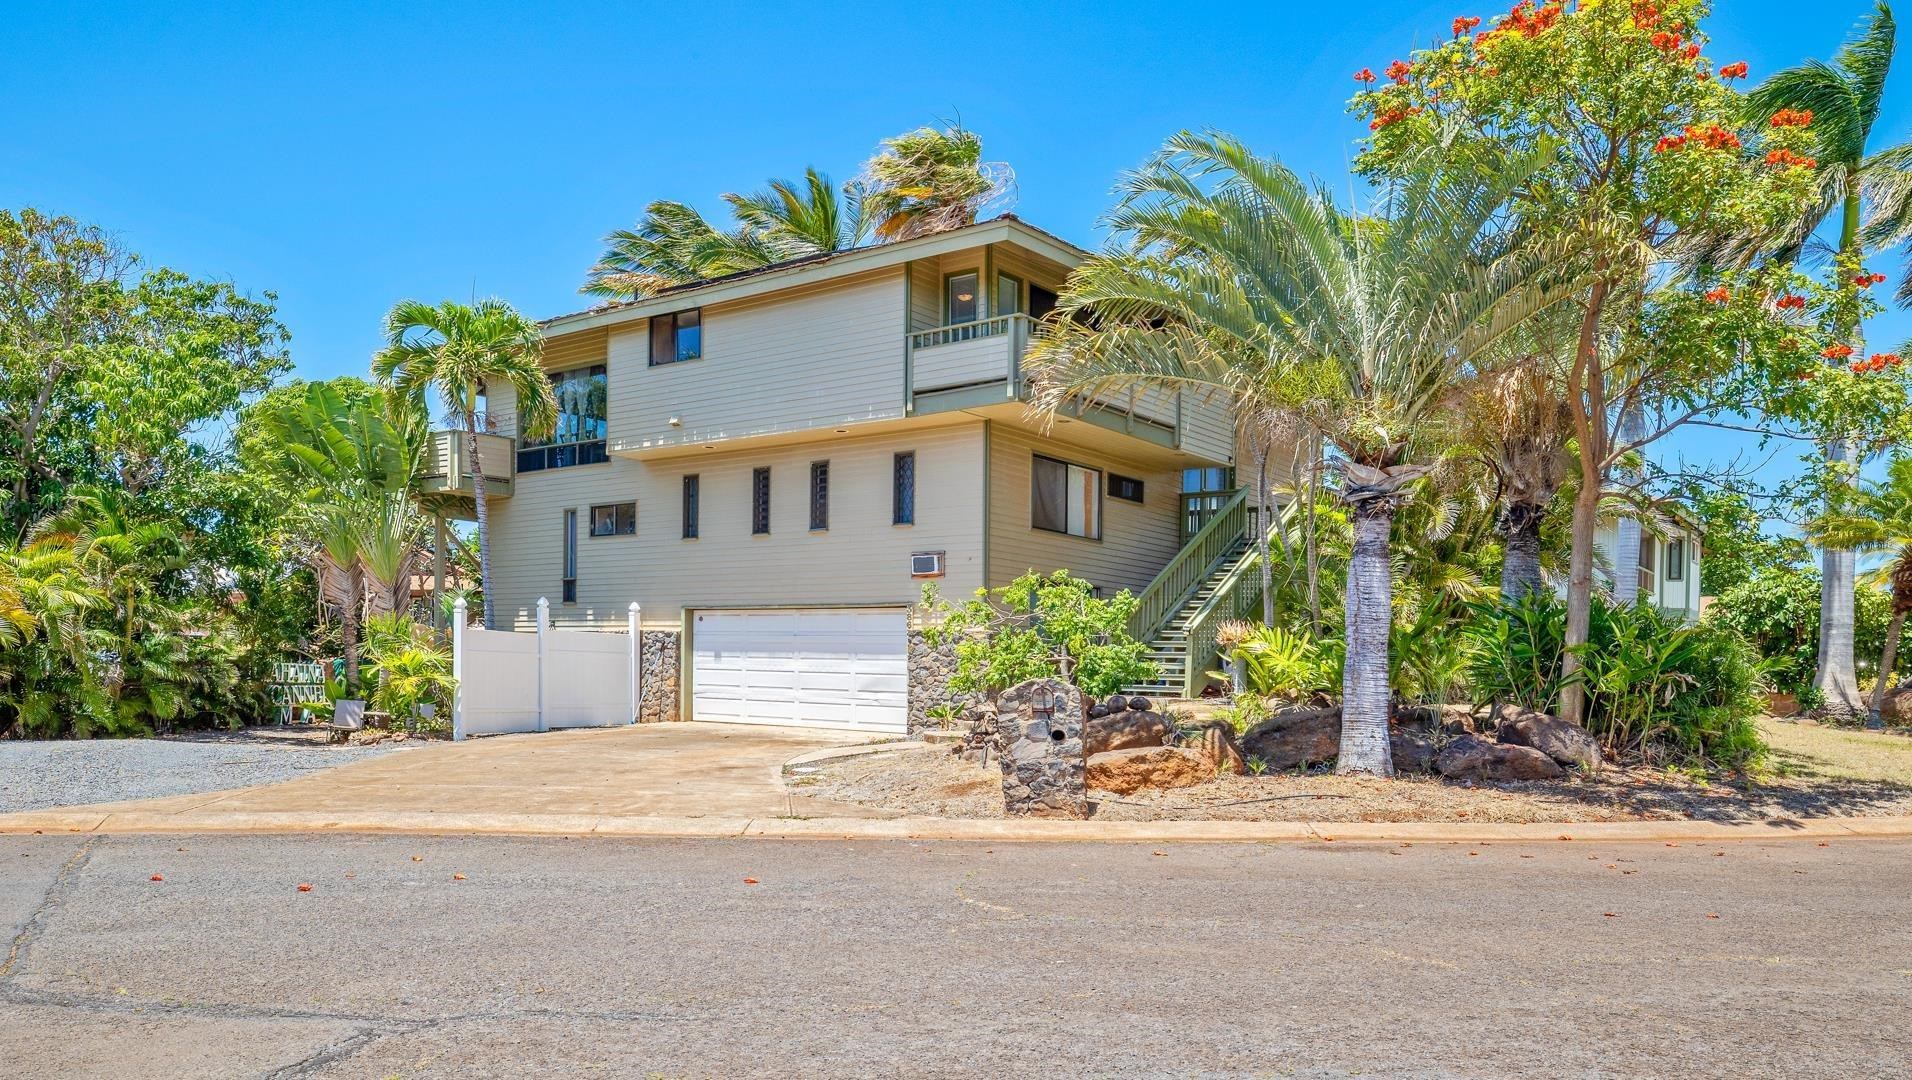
908,314,1034,394
419,429,515,502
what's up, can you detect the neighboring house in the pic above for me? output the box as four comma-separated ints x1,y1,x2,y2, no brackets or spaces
1591,509,1704,622
424,216,1253,734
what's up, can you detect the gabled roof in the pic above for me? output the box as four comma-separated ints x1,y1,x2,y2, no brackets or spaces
542,214,1086,337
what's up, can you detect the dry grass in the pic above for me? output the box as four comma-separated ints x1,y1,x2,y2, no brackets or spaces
800,717,1912,824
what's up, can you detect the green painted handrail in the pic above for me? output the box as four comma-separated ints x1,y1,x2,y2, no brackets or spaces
1125,488,1249,643
1180,544,1270,698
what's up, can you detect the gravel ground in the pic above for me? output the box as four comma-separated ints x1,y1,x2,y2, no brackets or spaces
797,718,1912,823
0,729,411,813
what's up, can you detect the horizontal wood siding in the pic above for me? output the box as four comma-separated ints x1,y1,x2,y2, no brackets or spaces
985,425,1182,597
1180,390,1236,465
605,270,907,453
486,424,986,629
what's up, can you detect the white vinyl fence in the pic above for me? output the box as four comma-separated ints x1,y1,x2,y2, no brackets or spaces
450,597,641,741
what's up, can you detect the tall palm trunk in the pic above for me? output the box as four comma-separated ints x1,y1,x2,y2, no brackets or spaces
1561,277,1611,727
1869,605,1905,730
1256,437,1275,625
1338,496,1396,775
1498,501,1546,601
1815,194,1868,716
342,561,364,696
464,408,495,631
1304,437,1323,634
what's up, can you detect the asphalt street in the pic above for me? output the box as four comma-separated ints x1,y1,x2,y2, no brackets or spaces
2,833,1906,1078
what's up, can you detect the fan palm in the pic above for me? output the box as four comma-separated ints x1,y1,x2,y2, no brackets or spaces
29,485,184,650
861,124,1013,241
1746,2,1912,714
1024,132,1563,774
375,299,557,630
1809,453,1912,727
581,201,780,299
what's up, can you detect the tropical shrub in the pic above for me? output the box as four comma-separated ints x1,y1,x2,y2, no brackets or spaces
1708,566,1896,695
361,614,455,728
920,571,1155,698
1465,591,1571,714
1215,624,1335,703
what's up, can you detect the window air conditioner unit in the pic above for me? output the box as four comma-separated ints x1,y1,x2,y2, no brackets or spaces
910,551,946,578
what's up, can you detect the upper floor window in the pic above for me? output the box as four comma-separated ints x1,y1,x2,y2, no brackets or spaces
590,502,636,537
996,273,1023,316
520,364,608,473
682,475,700,539
1033,454,1101,540
649,309,702,365
1108,474,1145,504
751,467,771,535
945,272,978,325
810,461,830,531
1029,284,1059,320
1665,538,1687,582
562,509,579,603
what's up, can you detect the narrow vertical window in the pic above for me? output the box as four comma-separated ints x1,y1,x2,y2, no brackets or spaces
682,474,700,539
945,272,978,324
810,461,829,531
751,467,771,535
562,509,578,603
893,452,915,525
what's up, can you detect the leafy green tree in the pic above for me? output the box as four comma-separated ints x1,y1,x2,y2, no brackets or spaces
375,299,556,629
1354,0,1821,724
1744,3,1912,714
920,572,1155,698
1672,486,1809,594
1709,564,1895,697
1026,133,1555,774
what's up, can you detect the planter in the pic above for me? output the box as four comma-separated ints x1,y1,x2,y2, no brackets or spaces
332,698,367,731
1765,692,1800,718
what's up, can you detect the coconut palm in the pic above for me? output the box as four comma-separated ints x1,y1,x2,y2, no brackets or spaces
1746,2,1912,714
1025,132,1562,774
375,298,557,630
861,123,1013,241
724,169,873,260
1809,453,1912,727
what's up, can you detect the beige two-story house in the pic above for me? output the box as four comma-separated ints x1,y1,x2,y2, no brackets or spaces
427,216,1247,734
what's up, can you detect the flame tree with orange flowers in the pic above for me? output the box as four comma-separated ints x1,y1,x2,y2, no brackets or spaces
1352,0,1822,726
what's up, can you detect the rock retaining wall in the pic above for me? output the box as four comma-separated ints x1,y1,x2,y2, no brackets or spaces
907,617,972,734
638,630,680,724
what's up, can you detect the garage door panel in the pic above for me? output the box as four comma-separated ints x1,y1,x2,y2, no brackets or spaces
691,608,908,733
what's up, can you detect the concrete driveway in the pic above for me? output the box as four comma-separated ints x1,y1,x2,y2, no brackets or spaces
5,722,895,830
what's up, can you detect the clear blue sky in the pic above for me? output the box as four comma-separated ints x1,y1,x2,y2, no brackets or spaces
4,0,1908,504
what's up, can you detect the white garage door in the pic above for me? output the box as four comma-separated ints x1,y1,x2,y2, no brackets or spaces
691,608,909,734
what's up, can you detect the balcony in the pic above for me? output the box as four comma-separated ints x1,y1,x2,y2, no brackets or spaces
905,314,1234,462
418,428,515,513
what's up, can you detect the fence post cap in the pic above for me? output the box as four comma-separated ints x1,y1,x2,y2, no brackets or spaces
628,602,640,614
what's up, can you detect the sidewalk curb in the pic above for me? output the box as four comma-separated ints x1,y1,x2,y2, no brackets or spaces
1,807,1905,844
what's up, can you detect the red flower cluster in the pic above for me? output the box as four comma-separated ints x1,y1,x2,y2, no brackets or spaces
1654,133,1685,152
1632,1,1660,29
1775,294,1807,311
1664,123,1740,151
1454,15,1482,35
1355,68,1377,83
1868,353,1903,371
1854,272,1888,288
1765,148,1818,169
1486,0,1561,41
1822,343,1856,360
1704,286,1731,304
1683,42,1702,61
1770,108,1813,128
1651,30,1684,50
1719,61,1749,79
1386,59,1414,83
1370,106,1422,131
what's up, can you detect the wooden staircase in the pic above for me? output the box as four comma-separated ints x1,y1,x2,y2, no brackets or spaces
1119,538,1252,698
1119,489,1262,700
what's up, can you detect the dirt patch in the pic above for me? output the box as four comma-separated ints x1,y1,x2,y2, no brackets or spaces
799,719,1912,823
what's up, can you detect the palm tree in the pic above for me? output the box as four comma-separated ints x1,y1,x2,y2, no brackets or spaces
725,169,873,259
375,299,557,630
861,124,1013,241
1810,453,1912,727
582,201,779,299
1025,132,1560,774
1746,2,1912,715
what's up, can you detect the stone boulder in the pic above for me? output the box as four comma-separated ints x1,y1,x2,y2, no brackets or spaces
1241,706,1341,770
1435,734,1565,781
1195,723,1248,776
1496,711,1603,770
1393,703,1481,736
1083,710,1172,756
990,678,1089,818
1086,746,1213,794
1389,728,1436,774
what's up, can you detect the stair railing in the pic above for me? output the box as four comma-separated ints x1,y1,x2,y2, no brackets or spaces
1179,546,1271,698
1125,488,1249,643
